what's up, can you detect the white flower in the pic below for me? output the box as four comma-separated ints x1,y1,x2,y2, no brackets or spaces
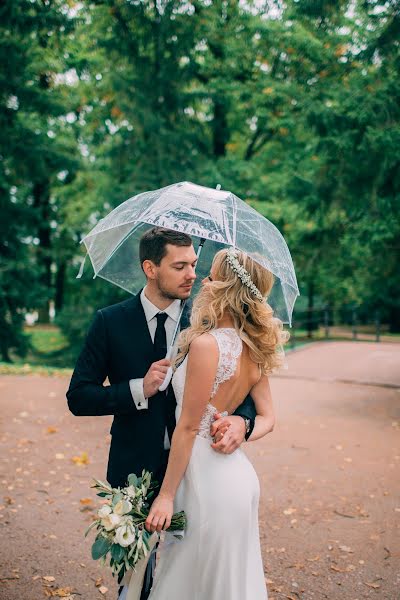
225,248,265,302
101,513,122,532
97,505,112,519
114,499,133,516
125,485,137,499
115,523,136,547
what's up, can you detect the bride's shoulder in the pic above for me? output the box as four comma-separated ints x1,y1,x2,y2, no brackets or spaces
189,332,219,354
187,333,219,371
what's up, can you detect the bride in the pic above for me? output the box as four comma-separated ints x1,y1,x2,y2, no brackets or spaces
145,247,288,599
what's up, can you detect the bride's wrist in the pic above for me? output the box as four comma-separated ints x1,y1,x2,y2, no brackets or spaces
158,489,174,501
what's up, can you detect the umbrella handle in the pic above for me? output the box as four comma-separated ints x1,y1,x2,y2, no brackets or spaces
158,365,173,392
158,347,174,392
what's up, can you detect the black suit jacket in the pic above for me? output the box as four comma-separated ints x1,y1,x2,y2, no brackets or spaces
67,293,256,488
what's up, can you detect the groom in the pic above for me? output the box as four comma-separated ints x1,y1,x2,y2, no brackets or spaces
67,227,256,596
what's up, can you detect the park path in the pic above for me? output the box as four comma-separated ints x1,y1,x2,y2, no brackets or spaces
0,341,399,600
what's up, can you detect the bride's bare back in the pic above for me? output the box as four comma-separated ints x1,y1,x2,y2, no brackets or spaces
209,328,261,416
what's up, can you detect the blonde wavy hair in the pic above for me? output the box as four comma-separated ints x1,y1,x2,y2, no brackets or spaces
176,248,290,374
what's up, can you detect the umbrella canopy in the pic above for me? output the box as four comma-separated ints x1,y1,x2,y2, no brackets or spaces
80,181,299,325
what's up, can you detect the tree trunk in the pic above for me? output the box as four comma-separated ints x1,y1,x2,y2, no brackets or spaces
212,98,228,158
55,260,66,313
33,180,52,323
0,328,11,362
307,280,315,339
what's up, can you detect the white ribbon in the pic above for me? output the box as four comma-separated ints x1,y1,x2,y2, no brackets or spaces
118,530,185,600
119,532,158,600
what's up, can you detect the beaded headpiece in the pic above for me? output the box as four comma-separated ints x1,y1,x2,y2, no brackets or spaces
225,248,265,302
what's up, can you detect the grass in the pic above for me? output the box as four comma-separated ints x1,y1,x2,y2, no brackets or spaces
0,362,72,377
24,325,69,354
3,325,74,373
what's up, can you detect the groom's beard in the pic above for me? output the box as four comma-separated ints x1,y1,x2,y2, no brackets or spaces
155,274,194,301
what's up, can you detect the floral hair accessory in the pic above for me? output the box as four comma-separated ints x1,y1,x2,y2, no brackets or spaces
225,248,265,302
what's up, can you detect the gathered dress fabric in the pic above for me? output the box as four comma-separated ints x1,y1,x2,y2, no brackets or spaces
148,328,268,600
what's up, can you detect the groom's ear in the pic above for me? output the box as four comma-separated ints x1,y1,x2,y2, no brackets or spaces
142,259,157,280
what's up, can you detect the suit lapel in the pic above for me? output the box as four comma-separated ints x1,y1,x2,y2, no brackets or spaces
122,293,154,364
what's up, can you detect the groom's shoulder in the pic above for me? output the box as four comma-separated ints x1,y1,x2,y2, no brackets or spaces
97,295,139,320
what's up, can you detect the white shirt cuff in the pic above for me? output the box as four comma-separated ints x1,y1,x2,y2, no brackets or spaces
129,379,148,410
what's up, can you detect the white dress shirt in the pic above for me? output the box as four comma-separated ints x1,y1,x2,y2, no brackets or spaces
129,288,181,448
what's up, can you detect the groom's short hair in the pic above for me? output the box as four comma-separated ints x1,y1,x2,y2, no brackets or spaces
139,227,192,268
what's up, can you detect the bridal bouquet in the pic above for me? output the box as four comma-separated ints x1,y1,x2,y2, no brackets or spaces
86,471,186,581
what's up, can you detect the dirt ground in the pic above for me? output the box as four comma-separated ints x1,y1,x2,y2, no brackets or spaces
0,341,399,600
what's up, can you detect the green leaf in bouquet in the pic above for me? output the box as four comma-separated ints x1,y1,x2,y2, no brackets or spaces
112,493,123,507
92,479,112,491
85,519,100,538
142,530,151,550
127,473,138,487
92,536,112,560
111,543,126,563
97,492,109,497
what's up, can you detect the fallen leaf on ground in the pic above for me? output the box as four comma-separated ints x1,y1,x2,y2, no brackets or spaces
364,581,381,589
71,452,89,466
80,498,93,505
46,427,58,434
43,576,56,582
330,565,348,573
55,453,65,460
339,545,353,553
334,510,356,518
45,588,75,597
98,586,108,595
95,578,103,587
287,563,304,570
283,508,297,515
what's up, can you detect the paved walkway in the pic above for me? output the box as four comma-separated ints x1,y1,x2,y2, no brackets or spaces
0,341,399,600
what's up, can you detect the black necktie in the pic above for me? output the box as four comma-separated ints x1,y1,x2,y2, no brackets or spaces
154,312,168,361
154,312,176,442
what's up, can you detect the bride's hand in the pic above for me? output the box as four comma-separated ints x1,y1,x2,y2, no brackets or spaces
145,493,173,533
211,414,246,454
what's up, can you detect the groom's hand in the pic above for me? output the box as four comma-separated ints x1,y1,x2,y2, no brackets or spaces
210,414,246,454
143,359,171,398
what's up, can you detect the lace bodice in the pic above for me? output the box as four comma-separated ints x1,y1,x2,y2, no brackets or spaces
172,328,243,441
209,328,242,398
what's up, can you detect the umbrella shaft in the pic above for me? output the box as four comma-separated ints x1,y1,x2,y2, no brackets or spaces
169,238,205,349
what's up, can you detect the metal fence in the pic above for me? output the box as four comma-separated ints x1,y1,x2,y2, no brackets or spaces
289,306,384,348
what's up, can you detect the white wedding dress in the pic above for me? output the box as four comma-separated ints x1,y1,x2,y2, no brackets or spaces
148,328,268,600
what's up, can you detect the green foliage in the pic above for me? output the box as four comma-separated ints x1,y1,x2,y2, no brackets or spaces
1,0,400,364
92,536,112,560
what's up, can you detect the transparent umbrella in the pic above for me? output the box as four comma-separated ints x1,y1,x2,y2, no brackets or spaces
79,181,299,327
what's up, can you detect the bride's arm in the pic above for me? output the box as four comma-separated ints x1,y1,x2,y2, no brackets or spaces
145,334,218,533
246,374,275,441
